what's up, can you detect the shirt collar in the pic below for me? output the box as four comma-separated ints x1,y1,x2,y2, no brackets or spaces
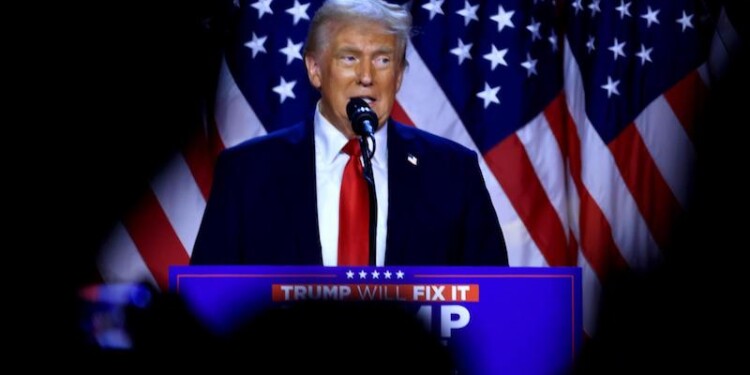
314,100,388,166
371,116,388,167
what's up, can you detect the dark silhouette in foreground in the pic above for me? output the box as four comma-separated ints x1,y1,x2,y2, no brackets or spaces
83,291,455,374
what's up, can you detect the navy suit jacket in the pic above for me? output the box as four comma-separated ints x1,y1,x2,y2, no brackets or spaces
191,118,508,266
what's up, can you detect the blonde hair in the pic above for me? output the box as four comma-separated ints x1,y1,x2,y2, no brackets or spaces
304,0,412,66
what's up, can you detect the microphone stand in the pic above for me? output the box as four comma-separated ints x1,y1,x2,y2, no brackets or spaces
358,135,377,266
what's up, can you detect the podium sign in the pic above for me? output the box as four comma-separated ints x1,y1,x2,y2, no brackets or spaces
170,266,581,375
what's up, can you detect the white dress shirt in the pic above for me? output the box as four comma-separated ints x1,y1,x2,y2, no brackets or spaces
314,103,389,266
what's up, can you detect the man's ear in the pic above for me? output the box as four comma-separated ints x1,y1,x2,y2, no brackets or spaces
305,54,322,89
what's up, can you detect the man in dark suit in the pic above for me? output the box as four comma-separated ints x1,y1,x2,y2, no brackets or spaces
191,0,508,266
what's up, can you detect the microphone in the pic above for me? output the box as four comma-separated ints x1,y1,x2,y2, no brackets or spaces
346,98,377,138
345,97,378,267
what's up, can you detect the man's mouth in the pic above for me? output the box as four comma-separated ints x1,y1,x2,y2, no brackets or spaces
352,96,376,105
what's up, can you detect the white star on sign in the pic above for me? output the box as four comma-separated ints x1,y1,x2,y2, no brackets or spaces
601,75,620,98
676,11,694,32
384,270,392,279
396,270,404,279
279,38,303,65
490,5,515,33
422,0,444,21
641,6,660,28
476,82,500,109
450,38,473,65
286,0,310,25
456,1,479,26
483,44,508,71
346,270,354,279
371,270,380,279
244,32,267,58
407,154,418,165
359,270,368,279
251,0,274,19
272,77,296,103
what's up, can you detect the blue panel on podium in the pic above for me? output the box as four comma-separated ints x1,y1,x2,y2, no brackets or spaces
170,266,581,375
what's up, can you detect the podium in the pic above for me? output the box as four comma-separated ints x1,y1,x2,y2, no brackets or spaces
170,266,582,375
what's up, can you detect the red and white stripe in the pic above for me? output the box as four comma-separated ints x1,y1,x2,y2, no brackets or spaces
397,44,546,267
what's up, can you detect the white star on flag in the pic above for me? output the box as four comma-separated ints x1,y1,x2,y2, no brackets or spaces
359,270,368,279
422,0,444,21
641,6,660,28
396,271,404,279
608,38,626,61
571,0,583,15
586,36,596,53
251,0,273,19
383,270,392,279
548,33,558,52
526,17,542,41
456,1,479,26
272,77,296,103
285,0,310,25
450,38,473,65
615,0,632,19
279,38,303,65
588,0,601,17
520,52,538,77
636,44,653,65
676,11,694,32
371,270,380,279
346,270,354,279
483,44,508,70
477,82,501,108
490,5,515,33
601,75,621,98
244,32,267,58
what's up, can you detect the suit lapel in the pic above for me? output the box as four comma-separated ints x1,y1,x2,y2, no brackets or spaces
285,119,323,264
385,122,420,264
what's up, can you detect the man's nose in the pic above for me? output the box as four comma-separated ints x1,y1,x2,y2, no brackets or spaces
357,62,373,86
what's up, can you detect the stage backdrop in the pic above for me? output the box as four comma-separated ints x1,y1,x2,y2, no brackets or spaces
98,1,737,338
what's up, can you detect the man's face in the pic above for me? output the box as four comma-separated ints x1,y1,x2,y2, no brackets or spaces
305,20,405,138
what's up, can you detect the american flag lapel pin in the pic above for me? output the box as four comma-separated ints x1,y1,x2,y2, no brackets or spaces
407,154,418,166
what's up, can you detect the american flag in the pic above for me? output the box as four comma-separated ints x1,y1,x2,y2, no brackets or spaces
97,0,731,337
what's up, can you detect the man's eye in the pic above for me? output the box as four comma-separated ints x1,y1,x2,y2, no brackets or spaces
341,56,357,63
374,56,391,67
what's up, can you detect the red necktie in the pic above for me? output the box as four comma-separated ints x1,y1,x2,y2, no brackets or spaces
338,139,369,266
